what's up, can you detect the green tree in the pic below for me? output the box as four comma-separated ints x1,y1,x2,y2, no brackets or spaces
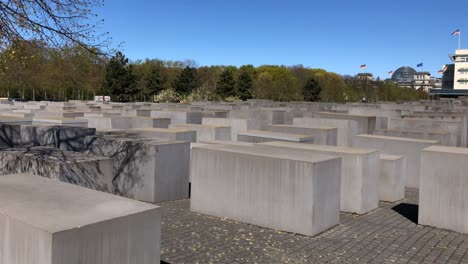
145,65,166,101
172,66,199,95
101,51,137,102
216,67,236,98
303,77,321,101
236,65,254,100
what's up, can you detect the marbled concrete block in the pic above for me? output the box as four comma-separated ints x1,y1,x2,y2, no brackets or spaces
0,173,160,264
258,141,380,214
419,146,468,234
352,134,439,188
190,144,341,236
84,135,190,202
20,125,96,151
379,154,406,202
0,147,113,192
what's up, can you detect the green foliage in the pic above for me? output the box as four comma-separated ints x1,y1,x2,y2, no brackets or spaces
144,65,166,101
173,66,199,95
236,65,254,100
303,77,321,101
253,65,302,101
101,51,138,102
216,67,236,98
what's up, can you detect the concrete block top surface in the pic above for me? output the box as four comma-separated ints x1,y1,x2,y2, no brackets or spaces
193,144,339,163
258,141,377,155
238,130,314,141
129,127,194,133
270,124,337,130
380,154,404,160
422,145,468,155
355,134,440,144
171,124,230,128
198,140,256,146
0,173,158,233
90,134,186,146
374,128,449,136
318,111,375,118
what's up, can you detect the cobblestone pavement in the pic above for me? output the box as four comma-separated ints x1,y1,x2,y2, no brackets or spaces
159,188,468,264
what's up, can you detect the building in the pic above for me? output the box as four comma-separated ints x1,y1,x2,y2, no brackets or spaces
391,66,417,87
442,64,455,89
432,77,442,89
413,72,432,92
449,49,468,89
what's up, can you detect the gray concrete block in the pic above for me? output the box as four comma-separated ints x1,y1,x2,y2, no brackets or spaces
202,117,268,142
84,135,190,202
293,118,359,146
257,141,380,214
190,144,341,236
264,125,337,145
419,146,468,234
0,173,160,264
352,134,439,188
373,128,451,146
237,130,314,144
138,110,202,124
128,128,196,142
0,147,113,192
169,124,231,142
379,154,406,202
309,112,376,134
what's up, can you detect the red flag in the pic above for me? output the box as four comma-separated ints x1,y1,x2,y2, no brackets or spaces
388,71,393,74
452,29,461,36
360,64,366,69
438,70,444,74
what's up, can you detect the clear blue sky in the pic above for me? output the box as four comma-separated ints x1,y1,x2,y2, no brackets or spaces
96,0,467,79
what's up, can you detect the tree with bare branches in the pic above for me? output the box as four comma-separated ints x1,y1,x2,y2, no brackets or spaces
0,0,108,53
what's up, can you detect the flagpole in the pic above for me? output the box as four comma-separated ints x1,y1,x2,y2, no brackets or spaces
459,30,461,49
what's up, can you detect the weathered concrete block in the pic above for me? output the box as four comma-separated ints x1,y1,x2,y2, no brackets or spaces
258,141,380,214
373,128,451,146
293,117,359,146
82,116,170,129
264,125,337,145
419,146,468,234
84,135,190,202
229,109,286,124
379,154,406,202
138,110,202,124
169,124,231,142
128,127,196,142
352,134,438,188
0,173,160,264
190,144,341,236
309,112,376,134
237,130,314,144
202,117,268,142
0,147,113,192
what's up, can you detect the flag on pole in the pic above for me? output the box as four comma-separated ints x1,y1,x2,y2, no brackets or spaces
417,63,423,67
437,70,444,74
452,29,461,36
388,71,393,74
360,64,366,69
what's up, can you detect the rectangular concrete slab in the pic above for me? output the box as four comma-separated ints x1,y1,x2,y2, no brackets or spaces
169,124,231,142
351,134,439,188
237,130,314,143
379,154,406,202
190,144,341,236
293,117,359,146
419,146,468,234
257,141,380,214
0,173,160,264
264,125,337,145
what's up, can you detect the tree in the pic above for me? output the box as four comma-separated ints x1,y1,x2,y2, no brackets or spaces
144,65,166,101
0,0,108,53
172,66,199,95
101,51,137,102
215,67,236,98
303,77,321,101
236,65,253,100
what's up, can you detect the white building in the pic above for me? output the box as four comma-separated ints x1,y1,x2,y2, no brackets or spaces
449,49,468,89
413,72,432,92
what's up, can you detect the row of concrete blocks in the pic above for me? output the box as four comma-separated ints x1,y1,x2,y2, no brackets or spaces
190,141,407,237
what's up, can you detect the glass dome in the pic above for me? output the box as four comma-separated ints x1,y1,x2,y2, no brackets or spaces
391,66,417,84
